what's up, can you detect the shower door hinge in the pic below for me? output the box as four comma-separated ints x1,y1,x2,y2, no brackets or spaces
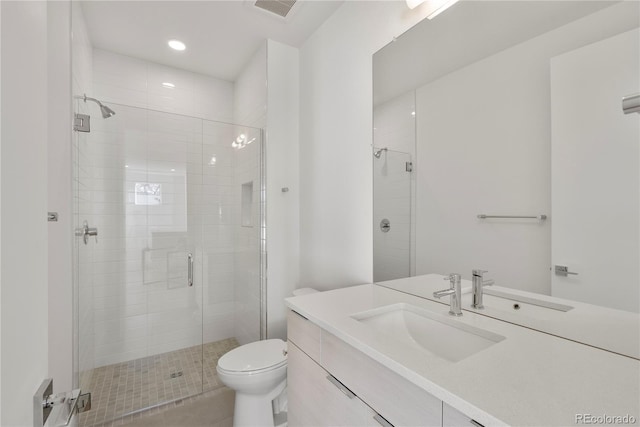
77,392,92,414
34,379,90,427
74,113,90,132
406,162,413,172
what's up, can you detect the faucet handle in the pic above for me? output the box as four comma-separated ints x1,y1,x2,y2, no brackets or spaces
472,269,488,276
443,273,461,287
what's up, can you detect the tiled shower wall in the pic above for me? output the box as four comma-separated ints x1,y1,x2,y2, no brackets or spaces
372,92,416,282
232,44,267,345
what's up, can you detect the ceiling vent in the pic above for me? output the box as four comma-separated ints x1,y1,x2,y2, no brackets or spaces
254,0,297,18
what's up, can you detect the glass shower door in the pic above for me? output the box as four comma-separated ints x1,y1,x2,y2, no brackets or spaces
75,105,204,425
373,149,413,282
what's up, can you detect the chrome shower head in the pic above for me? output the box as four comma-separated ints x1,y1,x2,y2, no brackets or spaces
100,104,116,119
80,94,116,119
373,147,387,158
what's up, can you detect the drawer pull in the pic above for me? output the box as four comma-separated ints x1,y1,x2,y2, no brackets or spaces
326,375,356,399
373,413,395,427
470,420,485,427
291,310,309,320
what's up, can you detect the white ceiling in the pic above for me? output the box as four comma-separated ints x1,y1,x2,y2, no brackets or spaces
373,1,618,106
81,0,344,82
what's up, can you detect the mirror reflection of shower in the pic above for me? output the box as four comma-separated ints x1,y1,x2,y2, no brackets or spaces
373,147,387,158
76,93,116,118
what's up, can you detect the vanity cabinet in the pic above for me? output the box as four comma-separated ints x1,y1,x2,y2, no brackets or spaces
443,403,482,427
288,310,452,427
288,342,379,426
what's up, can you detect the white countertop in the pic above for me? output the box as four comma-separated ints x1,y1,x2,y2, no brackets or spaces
285,282,640,427
377,274,640,360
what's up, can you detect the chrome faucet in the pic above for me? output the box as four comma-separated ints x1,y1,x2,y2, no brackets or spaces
433,273,463,316
471,269,495,309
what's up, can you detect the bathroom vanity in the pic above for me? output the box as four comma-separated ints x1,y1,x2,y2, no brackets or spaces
285,278,640,426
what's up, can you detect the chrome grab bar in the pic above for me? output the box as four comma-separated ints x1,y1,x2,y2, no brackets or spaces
188,253,194,287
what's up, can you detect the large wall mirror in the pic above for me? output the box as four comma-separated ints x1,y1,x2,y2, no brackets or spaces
372,0,639,344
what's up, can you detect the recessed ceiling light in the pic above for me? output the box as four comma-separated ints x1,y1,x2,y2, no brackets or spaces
168,40,186,51
162,82,175,88
170,168,176,172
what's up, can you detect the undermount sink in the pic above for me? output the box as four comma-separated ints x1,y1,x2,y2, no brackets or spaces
463,289,574,317
351,303,505,362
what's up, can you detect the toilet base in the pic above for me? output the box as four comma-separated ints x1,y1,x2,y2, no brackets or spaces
232,379,287,427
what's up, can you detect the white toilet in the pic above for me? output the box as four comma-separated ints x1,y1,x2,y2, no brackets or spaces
217,339,288,427
217,288,318,427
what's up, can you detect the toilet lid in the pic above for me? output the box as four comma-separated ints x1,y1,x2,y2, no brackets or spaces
218,339,287,373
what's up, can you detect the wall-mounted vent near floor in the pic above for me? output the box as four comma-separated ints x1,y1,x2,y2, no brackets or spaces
254,0,297,18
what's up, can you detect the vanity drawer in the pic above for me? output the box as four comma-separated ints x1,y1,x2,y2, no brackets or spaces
287,309,321,362
288,341,379,427
321,331,442,427
443,403,484,427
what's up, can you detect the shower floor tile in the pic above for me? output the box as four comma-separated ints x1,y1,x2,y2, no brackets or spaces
80,338,239,427
93,387,235,427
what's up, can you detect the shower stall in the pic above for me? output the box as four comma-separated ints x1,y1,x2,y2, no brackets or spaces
372,147,413,282
73,100,265,425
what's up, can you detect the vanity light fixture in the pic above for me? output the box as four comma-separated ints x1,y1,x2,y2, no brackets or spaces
426,0,459,19
406,0,425,9
162,82,175,88
406,0,460,19
168,39,186,51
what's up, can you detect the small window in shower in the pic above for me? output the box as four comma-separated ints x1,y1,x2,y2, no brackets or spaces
135,183,162,205
241,181,253,227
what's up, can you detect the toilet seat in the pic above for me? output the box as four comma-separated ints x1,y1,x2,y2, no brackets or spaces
218,339,287,375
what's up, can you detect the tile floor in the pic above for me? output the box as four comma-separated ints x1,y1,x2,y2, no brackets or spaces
81,338,239,426
94,387,235,427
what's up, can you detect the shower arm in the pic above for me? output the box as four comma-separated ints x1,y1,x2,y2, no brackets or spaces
74,93,116,119
75,93,103,107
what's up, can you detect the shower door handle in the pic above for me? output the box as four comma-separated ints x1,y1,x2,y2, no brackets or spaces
187,253,194,287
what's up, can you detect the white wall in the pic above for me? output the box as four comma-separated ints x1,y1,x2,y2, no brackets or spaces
550,29,639,312
1,1,50,425
48,0,73,394
93,49,234,123
231,40,301,341
0,2,3,422
266,39,299,340
373,91,416,156
414,2,639,294
232,44,266,344
299,1,431,290
234,43,267,129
